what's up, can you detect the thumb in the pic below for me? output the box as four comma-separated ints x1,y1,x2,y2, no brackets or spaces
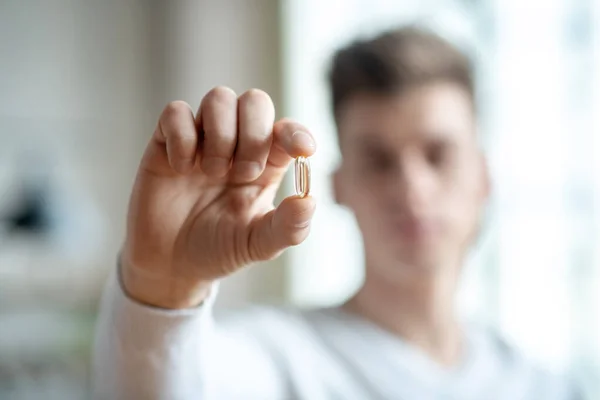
248,196,316,262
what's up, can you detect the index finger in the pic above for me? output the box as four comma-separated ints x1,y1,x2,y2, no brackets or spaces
268,118,317,169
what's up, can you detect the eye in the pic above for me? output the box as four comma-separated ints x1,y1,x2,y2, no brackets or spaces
426,140,452,168
363,148,395,173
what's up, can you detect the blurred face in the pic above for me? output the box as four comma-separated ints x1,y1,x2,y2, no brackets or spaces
334,83,488,276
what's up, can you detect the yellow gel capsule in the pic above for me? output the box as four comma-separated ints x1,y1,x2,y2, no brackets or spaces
294,156,311,198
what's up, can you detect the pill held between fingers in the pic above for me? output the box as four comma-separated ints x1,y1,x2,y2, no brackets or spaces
294,156,311,198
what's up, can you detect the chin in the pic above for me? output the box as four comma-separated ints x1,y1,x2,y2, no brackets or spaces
393,243,445,272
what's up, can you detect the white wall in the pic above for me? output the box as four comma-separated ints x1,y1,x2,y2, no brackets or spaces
0,1,287,396
0,0,286,310
0,0,151,308
0,8,287,396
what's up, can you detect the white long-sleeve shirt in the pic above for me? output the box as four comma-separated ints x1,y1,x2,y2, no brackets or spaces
93,268,580,400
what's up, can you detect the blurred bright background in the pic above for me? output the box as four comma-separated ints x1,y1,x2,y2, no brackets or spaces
0,0,599,398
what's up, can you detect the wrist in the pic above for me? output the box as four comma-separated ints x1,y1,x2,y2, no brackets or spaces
119,255,213,309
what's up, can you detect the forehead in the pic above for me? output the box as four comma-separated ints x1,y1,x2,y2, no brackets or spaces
336,83,475,149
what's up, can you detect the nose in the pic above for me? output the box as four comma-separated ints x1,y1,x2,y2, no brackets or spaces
394,156,433,214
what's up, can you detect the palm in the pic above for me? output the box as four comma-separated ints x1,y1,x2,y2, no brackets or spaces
127,152,282,281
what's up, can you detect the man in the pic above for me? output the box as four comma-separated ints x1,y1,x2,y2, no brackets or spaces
93,27,578,399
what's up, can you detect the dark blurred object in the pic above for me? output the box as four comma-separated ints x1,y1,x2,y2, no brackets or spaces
1,182,52,235
0,152,55,238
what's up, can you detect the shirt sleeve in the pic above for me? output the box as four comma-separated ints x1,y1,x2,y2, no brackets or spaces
91,265,288,400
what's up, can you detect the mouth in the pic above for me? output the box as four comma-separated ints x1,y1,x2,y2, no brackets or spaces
390,218,440,242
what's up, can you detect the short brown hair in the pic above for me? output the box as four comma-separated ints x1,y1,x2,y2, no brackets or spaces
328,26,474,122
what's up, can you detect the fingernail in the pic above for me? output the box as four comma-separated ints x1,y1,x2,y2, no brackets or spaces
202,157,230,177
233,161,263,182
291,131,315,153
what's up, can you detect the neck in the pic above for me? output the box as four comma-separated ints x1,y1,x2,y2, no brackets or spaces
343,259,463,367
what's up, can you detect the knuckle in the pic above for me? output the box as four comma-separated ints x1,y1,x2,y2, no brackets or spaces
204,86,237,106
162,100,189,121
204,124,236,151
239,89,275,139
170,130,194,148
239,88,272,106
